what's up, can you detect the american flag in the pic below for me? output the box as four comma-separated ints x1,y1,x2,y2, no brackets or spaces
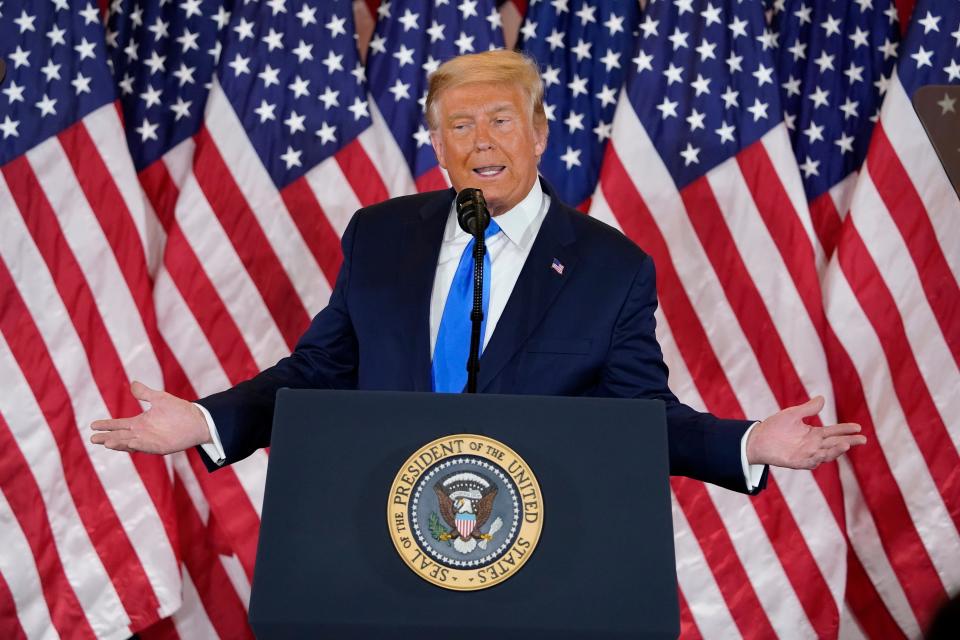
3,0,957,638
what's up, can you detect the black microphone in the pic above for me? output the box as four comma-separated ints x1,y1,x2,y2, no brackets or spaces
455,188,491,238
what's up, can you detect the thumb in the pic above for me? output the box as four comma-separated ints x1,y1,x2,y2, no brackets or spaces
795,395,825,417
130,380,161,404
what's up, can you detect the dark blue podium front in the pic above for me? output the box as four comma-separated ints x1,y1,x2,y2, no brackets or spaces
249,390,679,639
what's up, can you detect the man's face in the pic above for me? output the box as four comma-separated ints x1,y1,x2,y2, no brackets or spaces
430,82,547,217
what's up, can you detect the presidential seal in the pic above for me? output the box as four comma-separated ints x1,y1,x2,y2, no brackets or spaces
387,434,543,591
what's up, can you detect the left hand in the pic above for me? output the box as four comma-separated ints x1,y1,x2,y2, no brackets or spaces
746,396,866,469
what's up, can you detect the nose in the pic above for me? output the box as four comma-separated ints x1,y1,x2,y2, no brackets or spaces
474,122,494,151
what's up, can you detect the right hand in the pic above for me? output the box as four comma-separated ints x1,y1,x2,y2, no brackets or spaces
90,381,211,455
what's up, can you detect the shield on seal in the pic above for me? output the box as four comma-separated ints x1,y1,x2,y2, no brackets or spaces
456,513,476,539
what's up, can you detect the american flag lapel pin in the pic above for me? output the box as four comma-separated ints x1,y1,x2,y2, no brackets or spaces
551,258,565,275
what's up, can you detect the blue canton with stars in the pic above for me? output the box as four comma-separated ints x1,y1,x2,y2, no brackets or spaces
106,0,235,172
367,0,504,183
1,0,116,165
519,0,641,207
217,0,370,189
627,0,783,189
894,0,960,96
771,0,900,200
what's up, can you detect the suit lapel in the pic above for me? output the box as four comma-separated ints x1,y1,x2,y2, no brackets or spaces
477,188,579,392
398,190,453,391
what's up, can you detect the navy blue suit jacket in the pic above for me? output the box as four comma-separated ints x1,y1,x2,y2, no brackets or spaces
199,179,767,494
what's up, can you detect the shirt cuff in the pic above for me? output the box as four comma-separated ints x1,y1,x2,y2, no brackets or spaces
195,403,226,466
740,421,765,491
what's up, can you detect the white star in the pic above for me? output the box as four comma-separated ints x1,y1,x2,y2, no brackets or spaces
2,81,25,103
546,29,564,50
71,73,92,94
701,3,722,26
848,26,869,49
368,34,387,55
124,38,140,62
211,6,231,29
105,28,119,48
178,29,200,52
316,122,338,145
835,133,855,154
74,37,97,60
542,66,560,88
455,31,476,54
911,46,933,69
567,74,588,97
663,63,684,85
800,156,820,177
878,38,898,60
559,146,581,170
398,8,419,31
814,50,835,73
136,119,159,141
715,120,736,143
604,13,624,35
351,61,366,84
259,64,280,87
938,93,956,114
696,38,717,61
840,98,859,119
520,20,537,42
809,86,830,108
728,16,748,39
593,120,612,142
318,87,340,109
686,109,706,131
753,63,774,86
234,18,255,41
267,0,287,15
428,20,446,43
639,16,659,38
40,60,62,82
917,11,940,34
326,14,347,37
656,97,678,119
322,51,344,74
144,51,166,75
633,50,654,73
486,7,502,29
262,28,284,51
674,0,694,15
348,96,369,120
756,28,778,51
14,9,36,33
181,0,203,18
388,79,411,101
680,143,700,166
117,73,134,95
721,86,739,108
140,85,162,108
292,40,314,63
787,39,807,61
746,98,769,121
228,53,250,75
47,24,67,47
575,3,596,25
953,24,960,47
254,100,277,122
844,62,865,84
36,96,59,119
0,116,19,139
668,28,689,50
821,15,842,37
172,63,195,86
170,97,192,121
884,4,899,23
295,3,316,26
874,73,891,95
595,84,617,107
377,1,392,19
794,3,812,25
726,52,744,73
784,112,797,131
288,75,310,98
944,59,960,82
803,121,825,143
544,102,556,121
564,110,584,133
79,3,99,24
148,17,170,40
782,75,801,97
422,55,441,75
280,146,302,170
52,0,70,10
393,44,415,67
572,39,592,60
412,125,431,148
459,0,479,19
600,49,621,72
854,0,873,12
284,111,306,134
691,74,711,96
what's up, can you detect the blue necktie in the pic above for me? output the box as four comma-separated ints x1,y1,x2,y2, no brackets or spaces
432,220,501,393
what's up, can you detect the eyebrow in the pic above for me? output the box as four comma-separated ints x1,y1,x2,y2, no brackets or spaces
445,102,519,122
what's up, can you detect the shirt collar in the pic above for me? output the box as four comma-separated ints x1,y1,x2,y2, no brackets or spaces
445,178,545,251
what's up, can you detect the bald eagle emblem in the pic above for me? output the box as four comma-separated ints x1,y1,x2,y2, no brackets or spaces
430,471,504,554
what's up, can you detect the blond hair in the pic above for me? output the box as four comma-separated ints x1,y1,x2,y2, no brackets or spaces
425,50,546,131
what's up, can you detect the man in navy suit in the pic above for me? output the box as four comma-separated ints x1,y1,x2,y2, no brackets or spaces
91,51,865,492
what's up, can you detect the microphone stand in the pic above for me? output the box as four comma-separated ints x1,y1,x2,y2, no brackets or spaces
466,228,486,394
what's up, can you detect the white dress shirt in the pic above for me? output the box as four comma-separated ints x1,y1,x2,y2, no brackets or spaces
201,179,763,490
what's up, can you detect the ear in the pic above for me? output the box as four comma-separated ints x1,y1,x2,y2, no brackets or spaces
533,120,548,158
430,130,447,170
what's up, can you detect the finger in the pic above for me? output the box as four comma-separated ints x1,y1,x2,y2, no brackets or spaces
794,395,825,418
821,434,867,449
820,442,854,464
91,430,136,450
130,380,162,403
820,422,862,438
90,418,134,432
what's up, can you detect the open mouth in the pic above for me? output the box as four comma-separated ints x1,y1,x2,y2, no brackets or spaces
472,165,505,177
